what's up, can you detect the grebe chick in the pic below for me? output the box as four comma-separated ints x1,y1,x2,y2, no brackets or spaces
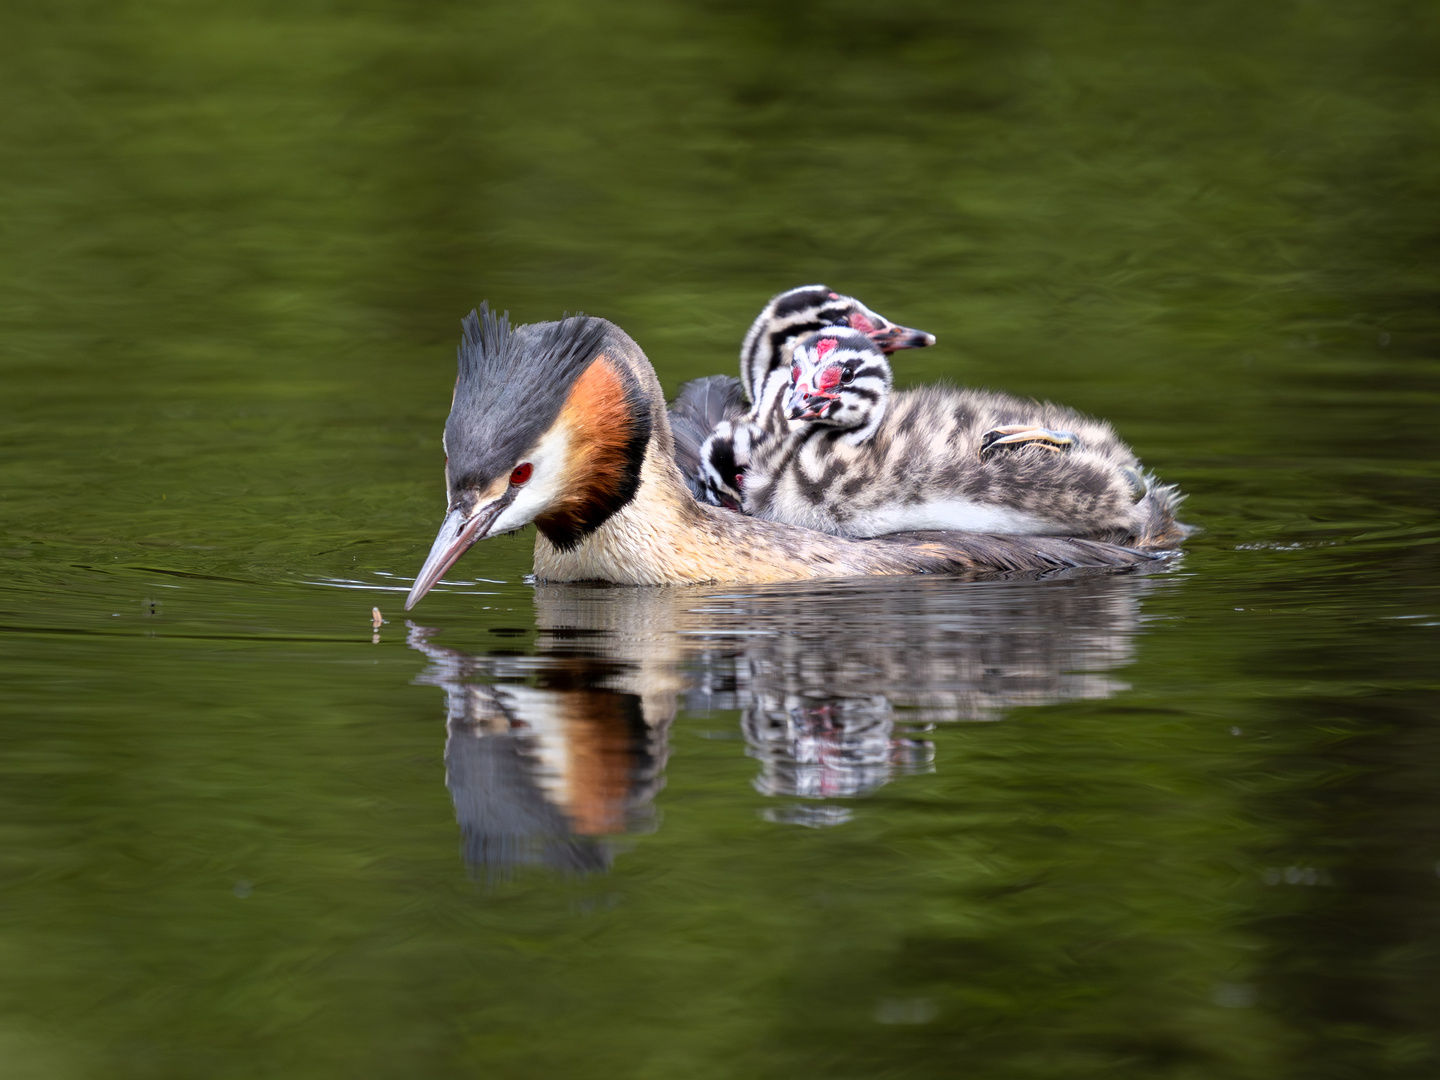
667,374,747,503
739,330,1187,545
737,284,936,408
404,307,1174,607
669,285,935,506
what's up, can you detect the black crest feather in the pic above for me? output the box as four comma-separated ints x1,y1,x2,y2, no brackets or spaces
445,303,609,489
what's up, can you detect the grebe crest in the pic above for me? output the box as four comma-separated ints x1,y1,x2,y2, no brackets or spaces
410,305,653,605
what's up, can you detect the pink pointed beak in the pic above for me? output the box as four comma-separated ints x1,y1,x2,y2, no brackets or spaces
787,359,846,420
405,491,515,610
866,323,935,353
787,386,838,421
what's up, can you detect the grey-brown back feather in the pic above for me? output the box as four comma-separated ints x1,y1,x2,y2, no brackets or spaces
868,531,1163,573
681,494,1169,574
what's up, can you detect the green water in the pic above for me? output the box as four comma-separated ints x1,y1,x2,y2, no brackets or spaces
2,0,1439,1076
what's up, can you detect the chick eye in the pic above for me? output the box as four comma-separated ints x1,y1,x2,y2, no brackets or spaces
840,367,855,384
510,462,533,486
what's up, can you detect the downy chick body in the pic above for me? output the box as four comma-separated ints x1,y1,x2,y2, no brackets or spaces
740,330,1185,546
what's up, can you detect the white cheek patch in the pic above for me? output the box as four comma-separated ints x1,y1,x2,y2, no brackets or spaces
488,424,572,536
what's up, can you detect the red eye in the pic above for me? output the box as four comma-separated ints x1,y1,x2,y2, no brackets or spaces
791,364,800,381
510,463,533,486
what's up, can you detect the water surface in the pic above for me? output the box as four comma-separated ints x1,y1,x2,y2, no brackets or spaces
2,1,1438,1077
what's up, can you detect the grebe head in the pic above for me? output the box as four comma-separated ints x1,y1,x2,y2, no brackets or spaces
740,285,934,403
696,420,743,511
696,418,767,511
407,305,654,608
785,329,893,438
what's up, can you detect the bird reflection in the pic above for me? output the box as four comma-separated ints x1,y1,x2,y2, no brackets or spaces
409,569,1167,874
409,628,666,875
742,691,932,802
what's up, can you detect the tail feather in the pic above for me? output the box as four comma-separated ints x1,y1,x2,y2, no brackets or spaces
1131,472,1193,549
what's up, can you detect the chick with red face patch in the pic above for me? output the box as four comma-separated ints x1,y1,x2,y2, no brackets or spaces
738,285,933,410
670,286,935,509
693,327,898,511
784,330,893,443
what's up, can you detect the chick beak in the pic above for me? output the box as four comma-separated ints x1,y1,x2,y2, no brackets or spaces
866,322,936,353
788,390,837,421
405,492,515,610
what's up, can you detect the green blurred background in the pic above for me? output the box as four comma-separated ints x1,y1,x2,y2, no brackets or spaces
1,0,1438,1077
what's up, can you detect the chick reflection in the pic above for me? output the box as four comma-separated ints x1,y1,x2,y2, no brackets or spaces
693,574,1151,802
409,570,1162,872
742,692,933,801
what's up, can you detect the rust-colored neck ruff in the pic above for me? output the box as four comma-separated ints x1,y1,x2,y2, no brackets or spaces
535,356,651,551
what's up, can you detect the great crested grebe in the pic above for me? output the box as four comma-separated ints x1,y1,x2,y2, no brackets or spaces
668,285,934,506
403,307,1177,608
736,329,1186,544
